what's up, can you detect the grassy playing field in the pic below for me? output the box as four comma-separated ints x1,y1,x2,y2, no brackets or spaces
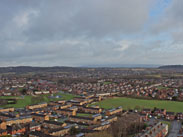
0,95,32,108
93,97,183,113
0,92,76,108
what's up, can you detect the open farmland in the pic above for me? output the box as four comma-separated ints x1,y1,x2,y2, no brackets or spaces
93,97,183,113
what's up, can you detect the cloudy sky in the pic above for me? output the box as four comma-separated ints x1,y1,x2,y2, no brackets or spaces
0,0,183,67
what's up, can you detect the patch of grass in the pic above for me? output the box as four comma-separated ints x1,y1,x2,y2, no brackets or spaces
93,97,183,113
161,121,171,130
77,113,92,117
32,92,76,103
103,81,112,85
53,92,75,100
0,96,20,99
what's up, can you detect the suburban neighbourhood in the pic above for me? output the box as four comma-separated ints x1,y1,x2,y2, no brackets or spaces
0,67,183,136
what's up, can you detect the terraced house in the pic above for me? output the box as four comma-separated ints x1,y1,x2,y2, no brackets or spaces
7,124,26,135
47,127,71,136
31,113,49,122
165,112,175,120
92,121,110,131
26,103,48,110
59,104,72,109
56,109,76,116
6,116,32,126
0,108,14,113
138,122,168,137
69,116,98,125
0,121,6,130
0,129,7,136
80,106,102,114
106,106,123,116
42,120,66,129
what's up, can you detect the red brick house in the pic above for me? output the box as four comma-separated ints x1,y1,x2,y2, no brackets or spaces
7,124,26,135
31,113,49,122
141,108,152,115
153,109,166,117
0,120,6,130
140,113,148,121
166,112,175,120
177,112,183,120
0,129,7,136
25,122,41,132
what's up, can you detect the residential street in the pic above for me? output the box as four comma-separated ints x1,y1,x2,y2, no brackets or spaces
168,120,181,137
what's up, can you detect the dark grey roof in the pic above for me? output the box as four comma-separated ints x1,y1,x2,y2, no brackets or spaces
31,113,46,117
43,120,63,125
70,116,94,120
48,127,68,133
29,131,55,137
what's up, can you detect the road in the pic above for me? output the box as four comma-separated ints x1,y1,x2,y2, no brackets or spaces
168,120,181,137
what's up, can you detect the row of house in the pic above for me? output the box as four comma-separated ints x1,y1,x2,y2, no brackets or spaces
0,93,128,136
106,106,123,116
0,76,58,97
136,122,168,137
0,108,14,113
141,108,182,120
26,103,48,110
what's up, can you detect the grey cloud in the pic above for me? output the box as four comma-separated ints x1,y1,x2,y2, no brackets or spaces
0,0,154,66
151,0,183,35
1,0,183,66
24,0,153,40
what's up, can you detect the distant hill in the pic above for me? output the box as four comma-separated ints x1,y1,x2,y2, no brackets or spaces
0,66,82,74
81,64,160,68
0,64,161,74
159,65,183,69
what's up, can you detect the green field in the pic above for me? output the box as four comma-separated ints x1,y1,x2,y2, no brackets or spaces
93,97,183,113
0,95,32,108
0,92,76,108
